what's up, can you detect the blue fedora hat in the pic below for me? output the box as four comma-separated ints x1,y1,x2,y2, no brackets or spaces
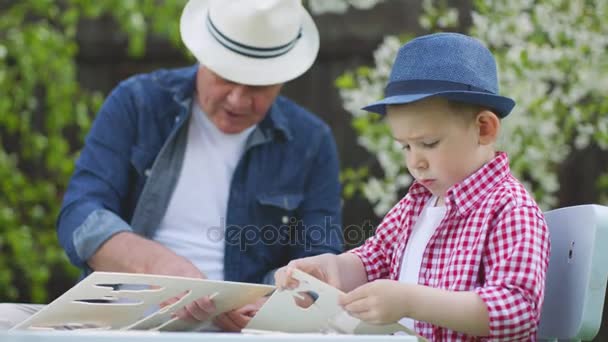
363,32,515,118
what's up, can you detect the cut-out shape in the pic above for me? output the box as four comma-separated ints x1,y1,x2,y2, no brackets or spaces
94,283,163,292
29,323,111,331
292,291,318,309
12,272,274,332
245,269,426,340
73,296,143,305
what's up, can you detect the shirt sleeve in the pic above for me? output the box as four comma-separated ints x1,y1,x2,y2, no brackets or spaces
57,80,138,269
349,197,408,281
474,204,550,340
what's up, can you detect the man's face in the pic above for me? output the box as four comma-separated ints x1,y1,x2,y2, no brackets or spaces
386,98,491,203
195,66,283,134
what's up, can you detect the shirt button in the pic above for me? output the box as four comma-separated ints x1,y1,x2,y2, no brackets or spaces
282,216,289,224
144,169,152,177
175,116,180,123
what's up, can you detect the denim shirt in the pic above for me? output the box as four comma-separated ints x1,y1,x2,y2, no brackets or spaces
57,65,343,284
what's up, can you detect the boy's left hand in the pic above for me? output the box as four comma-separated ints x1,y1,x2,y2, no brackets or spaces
338,280,410,325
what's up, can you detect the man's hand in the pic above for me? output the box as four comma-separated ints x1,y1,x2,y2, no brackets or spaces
338,280,410,325
146,255,216,323
89,232,217,322
213,297,267,332
162,294,217,323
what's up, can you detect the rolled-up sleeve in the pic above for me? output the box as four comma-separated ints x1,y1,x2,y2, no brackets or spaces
57,81,137,269
474,205,550,340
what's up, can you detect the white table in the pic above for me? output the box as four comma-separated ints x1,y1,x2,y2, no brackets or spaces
0,330,419,342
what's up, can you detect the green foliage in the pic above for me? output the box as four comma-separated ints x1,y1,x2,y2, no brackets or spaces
0,0,187,303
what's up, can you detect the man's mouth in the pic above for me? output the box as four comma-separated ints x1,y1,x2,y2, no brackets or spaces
225,110,241,117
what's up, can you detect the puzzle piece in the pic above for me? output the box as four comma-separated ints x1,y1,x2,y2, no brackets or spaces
12,272,274,332
245,269,424,340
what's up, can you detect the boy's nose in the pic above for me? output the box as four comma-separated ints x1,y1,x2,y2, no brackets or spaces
409,152,428,171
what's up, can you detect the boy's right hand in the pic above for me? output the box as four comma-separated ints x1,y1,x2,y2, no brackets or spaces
275,253,342,290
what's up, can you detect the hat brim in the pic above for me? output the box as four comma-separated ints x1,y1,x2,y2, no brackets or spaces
180,0,319,86
362,91,516,118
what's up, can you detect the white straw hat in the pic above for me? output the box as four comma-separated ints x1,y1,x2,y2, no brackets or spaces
180,0,320,86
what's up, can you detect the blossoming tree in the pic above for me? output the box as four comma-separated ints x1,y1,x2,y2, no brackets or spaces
337,0,608,216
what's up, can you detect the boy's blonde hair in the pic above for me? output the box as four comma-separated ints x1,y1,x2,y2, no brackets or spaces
411,96,495,123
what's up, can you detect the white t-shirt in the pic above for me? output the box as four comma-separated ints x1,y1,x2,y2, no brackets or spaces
398,196,446,330
153,102,255,280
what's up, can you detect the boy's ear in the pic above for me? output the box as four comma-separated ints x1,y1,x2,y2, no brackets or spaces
476,110,500,145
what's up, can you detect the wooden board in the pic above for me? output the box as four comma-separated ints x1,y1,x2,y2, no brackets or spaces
245,270,424,340
12,272,274,332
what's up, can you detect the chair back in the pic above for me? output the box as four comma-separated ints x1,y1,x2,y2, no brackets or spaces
538,205,608,341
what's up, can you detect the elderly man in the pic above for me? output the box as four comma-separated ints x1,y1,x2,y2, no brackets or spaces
0,0,342,331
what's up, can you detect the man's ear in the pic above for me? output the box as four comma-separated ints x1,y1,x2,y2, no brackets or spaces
476,110,500,145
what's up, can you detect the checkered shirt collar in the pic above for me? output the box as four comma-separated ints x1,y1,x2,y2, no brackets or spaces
408,151,511,216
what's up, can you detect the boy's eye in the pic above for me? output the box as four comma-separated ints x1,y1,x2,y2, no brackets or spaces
422,141,439,148
401,144,410,150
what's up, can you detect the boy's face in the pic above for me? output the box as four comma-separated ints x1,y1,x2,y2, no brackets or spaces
386,98,495,204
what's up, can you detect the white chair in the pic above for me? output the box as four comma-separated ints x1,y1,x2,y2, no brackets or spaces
538,205,608,341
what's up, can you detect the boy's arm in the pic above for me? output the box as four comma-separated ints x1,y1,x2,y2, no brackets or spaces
412,205,548,339
341,281,490,335
403,284,490,336
342,204,549,340
335,253,368,292
474,204,550,339
277,252,367,292
277,196,409,290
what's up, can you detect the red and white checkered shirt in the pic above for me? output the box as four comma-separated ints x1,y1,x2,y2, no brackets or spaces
350,152,550,341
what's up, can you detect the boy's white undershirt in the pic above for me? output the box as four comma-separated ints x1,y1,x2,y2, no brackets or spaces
398,196,446,330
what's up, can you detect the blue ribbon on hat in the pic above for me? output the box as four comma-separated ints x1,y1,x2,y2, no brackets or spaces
385,80,492,97
207,14,302,59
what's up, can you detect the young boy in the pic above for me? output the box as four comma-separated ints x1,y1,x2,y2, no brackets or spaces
275,32,550,341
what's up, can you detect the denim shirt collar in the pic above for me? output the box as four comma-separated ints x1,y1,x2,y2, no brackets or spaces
161,64,293,144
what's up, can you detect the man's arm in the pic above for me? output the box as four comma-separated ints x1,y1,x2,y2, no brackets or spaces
88,231,204,278
57,78,200,278
57,80,139,270
290,125,343,259
260,125,342,285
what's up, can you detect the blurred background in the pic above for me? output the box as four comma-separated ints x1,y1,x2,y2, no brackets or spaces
0,0,607,339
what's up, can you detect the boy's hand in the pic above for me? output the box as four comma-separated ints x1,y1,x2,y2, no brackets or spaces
338,280,410,325
275,253,342,289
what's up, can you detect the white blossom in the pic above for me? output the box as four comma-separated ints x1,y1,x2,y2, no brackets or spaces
306,0,385,15
339,0,608,212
